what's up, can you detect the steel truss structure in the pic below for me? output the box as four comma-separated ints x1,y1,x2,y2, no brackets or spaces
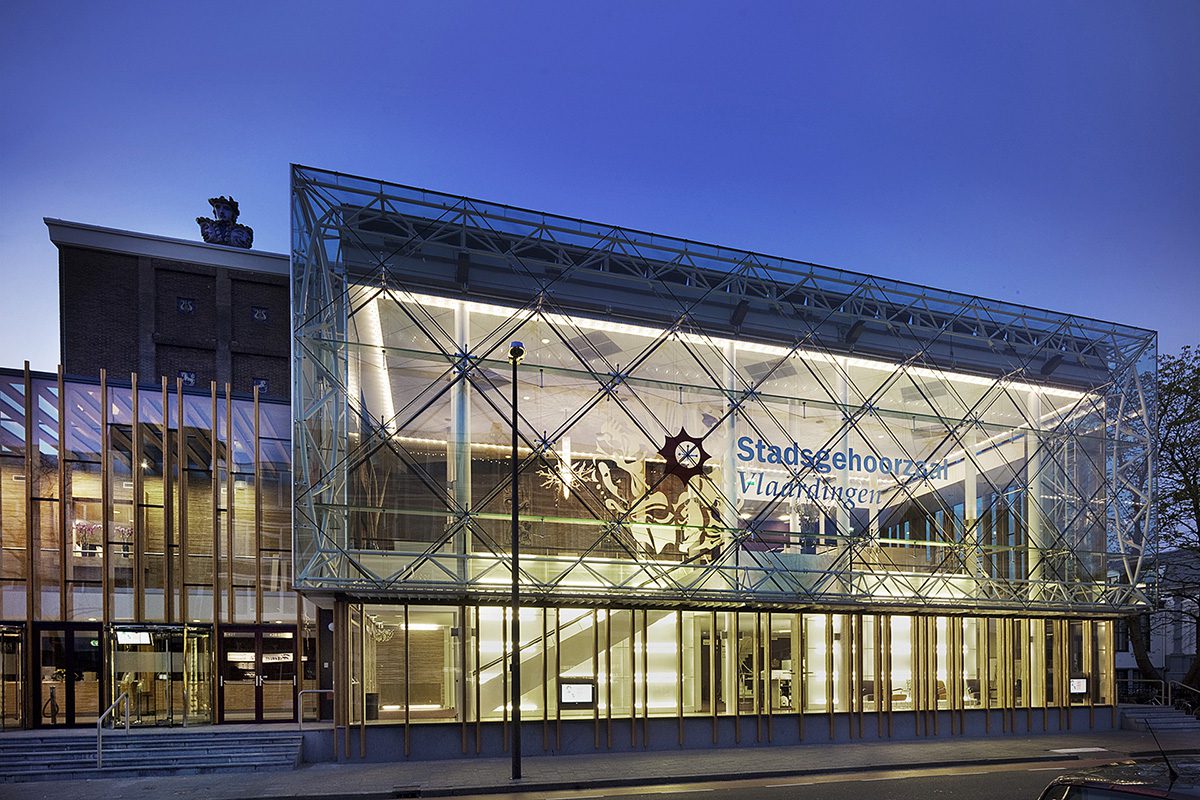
292,165,1155,616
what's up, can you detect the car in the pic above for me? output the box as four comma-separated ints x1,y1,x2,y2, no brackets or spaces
1038,758,1200,799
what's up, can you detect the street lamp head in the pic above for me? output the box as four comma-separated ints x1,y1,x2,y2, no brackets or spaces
509,341,525,364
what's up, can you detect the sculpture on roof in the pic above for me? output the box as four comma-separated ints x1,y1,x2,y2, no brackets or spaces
196,196,254,248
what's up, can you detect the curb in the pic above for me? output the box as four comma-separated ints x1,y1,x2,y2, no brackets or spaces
260,752,1081,800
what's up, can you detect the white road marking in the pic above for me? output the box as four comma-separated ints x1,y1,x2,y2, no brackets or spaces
1029,766,1072,771
650,790,714,794
766,782,818,787
1050,747,1107,754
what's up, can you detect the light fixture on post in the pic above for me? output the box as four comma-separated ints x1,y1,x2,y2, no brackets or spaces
508,340,525,780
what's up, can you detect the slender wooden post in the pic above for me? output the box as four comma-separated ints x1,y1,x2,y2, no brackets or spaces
131,373,142,622
56,367,66,623
100,370,111,624
162,377,173,624
176,377,187,623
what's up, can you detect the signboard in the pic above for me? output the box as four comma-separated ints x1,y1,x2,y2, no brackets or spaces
1069,678,1088,694
559,679,596,709
115,630,151,645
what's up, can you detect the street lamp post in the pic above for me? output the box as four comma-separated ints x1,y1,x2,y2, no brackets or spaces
508,340,524,781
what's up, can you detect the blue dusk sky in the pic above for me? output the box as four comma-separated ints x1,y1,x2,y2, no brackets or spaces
1,1,1196,371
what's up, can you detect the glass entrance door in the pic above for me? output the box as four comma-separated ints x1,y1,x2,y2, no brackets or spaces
219,628,296,723
36,624,102,727
108,625,213,726
260,631,297,721
0,626,22,730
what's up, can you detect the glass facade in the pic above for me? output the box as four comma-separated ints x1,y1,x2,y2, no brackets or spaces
342,605,1113,738
0,367,313,728
291,165,1154,745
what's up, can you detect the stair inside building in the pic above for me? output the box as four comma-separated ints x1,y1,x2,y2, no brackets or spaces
1120,703,1200,733
0,728,303,782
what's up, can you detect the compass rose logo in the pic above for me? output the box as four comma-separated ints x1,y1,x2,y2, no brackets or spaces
658,428,711,483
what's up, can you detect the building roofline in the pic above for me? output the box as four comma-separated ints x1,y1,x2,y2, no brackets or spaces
295,163,1157,339
44,217,289,276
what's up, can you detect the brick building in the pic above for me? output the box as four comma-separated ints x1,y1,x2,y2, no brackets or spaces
47,218,290,400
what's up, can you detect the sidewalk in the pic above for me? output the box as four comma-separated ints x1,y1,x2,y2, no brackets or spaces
3,728,1197,800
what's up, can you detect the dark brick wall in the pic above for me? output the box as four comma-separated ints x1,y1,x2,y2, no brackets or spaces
60,246,140,378
232,353,289,401
155,268,218,349
158,345,216,390
59,244,290,397
231,278,288,355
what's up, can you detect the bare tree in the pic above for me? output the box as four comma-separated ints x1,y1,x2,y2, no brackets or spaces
1128,346,1200,695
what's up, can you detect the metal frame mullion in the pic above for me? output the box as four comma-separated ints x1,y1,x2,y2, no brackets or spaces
474,606,481,754
825,612,834,741
873,614,883,737
675,609,683,746
798,612,807,740
459,603,468,754
764,611,772,743
605,609,612,749
640,609,648,748
501,606,508,749
754,611,762,743
596,609,603,749
555,607,562,751
404,604,411,756
710,609,718,745
542,608,549,751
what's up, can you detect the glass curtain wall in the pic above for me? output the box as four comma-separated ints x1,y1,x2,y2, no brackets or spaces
345,604,1114,733
303,284,1135,614
0,367,308,728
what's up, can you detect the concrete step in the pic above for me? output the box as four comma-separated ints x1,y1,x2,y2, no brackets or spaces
0,747,300,765
1119,705,1200,731
0,737,301,751
2,753,297,771
0,728,303,783
1,761,296,782
1129,719,1200,730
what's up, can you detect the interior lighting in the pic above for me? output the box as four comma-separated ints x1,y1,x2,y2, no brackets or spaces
396,290,1089,403
361,297,396,433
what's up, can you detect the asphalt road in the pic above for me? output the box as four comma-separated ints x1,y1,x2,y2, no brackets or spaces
449,758,1115,800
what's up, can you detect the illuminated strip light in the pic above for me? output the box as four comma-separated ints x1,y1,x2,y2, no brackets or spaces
392,290,1088,402
360,297,396,434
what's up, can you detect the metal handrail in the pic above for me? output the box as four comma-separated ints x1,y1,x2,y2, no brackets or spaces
298,688,334,731
96,691,130,768
1119,677,1166,704
1167,679,1200,708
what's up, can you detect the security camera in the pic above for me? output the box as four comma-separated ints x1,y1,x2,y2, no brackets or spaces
509,341,525,363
